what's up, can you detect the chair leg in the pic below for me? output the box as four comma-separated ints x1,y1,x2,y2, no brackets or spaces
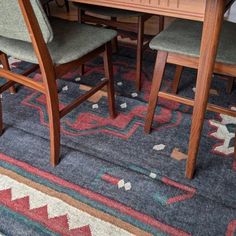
226,77,234,94
65,0,70,12
47,98,60,166
172,65,184,94
0,53,16,94
104,42,116,119
136,16,145,91
158,15,165,33
79,64,85,76
0,95,3,136
234,134,236,159
144,51,168,133
111,17,119,53
44,82,60,166
111,37,118,54
78,9,85,75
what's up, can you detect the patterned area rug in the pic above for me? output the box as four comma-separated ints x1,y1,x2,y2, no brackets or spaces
0,45,235,236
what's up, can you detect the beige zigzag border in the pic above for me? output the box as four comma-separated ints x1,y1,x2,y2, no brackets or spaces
0,167,150,236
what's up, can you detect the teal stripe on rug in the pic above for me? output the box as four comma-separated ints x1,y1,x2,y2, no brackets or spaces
0,160,168,236
0,204,59,236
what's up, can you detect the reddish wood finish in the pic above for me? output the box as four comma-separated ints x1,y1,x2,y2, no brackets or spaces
137,0,234,179
144,51,167,133
72,0,207,21
72,0,234,21
0,63,38,94
235,136,236,159
0,0,116,166
110,17,119,54
226,77,234,94
171,65,183,94
136,15,145,91
104,42,116,118
158,92,236,117
158,15,164,32
76,6,164,91
168,53,236,77
77,9,85,75
74,0,234,178
0,53,16,94
186,0,225,179
0,87,2,135
170,58,235,95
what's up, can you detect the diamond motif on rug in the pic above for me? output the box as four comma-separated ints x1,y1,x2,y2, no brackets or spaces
209,113,236,155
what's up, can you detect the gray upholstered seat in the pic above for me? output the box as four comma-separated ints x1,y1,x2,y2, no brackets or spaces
0,0,53,43
74,3,144,17
150,19,236,65
0,17,117,65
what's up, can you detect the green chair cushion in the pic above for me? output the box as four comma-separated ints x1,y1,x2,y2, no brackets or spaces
0,17,117,65
0,0,53,43
74,3,144,17
150,19,236,65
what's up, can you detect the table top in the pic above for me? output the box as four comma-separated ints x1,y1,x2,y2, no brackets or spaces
71,0,206,20
71,0,234,21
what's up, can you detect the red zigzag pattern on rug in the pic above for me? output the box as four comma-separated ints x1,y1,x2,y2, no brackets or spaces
0,188,92,236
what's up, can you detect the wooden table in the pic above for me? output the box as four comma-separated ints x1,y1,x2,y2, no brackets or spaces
72,0,233,178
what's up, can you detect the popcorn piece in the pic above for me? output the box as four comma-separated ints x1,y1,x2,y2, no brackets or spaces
118,179,125,189
149,172,157,179
153,144,166,151
92,104,99,109
120,103,127,109
75,77,81,82
131,92,138,98
62,85,68,91
124,182,132,191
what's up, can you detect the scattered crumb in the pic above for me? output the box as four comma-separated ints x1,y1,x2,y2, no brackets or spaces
75,77,81,82
131,92,138,98
62,85,68,91
120,103,127,109
92,104,99,109
171,148,188,161
153,144,166,151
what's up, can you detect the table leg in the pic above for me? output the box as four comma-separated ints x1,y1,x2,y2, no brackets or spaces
186,0,225,179
64,0,69,12
234,138,236,159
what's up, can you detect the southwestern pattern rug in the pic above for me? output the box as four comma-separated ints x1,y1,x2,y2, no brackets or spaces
0,45,235,236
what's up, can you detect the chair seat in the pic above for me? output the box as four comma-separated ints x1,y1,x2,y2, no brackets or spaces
0,17,117,65
149,19,236,65
74,3,144,17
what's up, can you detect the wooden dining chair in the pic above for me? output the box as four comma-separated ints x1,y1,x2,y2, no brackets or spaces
235,133,236,159
73,2,164,91
171,65,234,95
0,54,17,95
144,19,236,178
0,0,117,166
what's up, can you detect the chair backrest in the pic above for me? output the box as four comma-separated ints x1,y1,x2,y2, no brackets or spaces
0,0,53,43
